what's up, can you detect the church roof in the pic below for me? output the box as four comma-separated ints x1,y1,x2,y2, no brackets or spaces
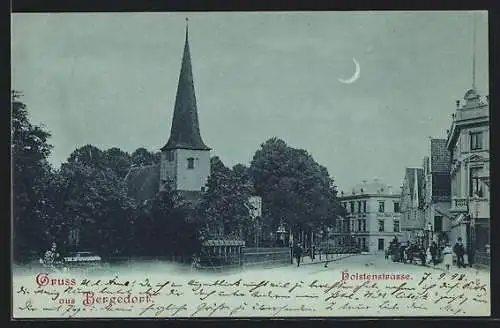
124,164,203,206
162,21,210,151
125,164,160,204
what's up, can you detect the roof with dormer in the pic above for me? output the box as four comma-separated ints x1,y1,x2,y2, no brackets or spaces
430,139,450,173
339,179,399,199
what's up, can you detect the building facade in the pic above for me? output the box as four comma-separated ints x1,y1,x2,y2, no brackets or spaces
400,167,425,243
336,179,403,253
446,88,490,264
422,139,452,249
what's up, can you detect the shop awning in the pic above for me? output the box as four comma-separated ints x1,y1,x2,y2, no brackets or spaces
451,213,467,226
435,208,453,219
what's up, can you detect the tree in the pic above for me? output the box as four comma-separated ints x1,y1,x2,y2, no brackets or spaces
134,182,200,259
67,144,104,169
250,137,341,244
12,91,55,261
195,157,253,239
102,147,132,178
130,147,159,167
53,159,137,257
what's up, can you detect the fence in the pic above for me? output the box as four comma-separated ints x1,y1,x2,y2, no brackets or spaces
475,251,490,267
242,247,291,267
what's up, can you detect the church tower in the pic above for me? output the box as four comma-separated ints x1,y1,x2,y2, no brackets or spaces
160,19,211,192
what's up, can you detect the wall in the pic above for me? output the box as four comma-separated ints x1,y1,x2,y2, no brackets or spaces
166,149,210,191
160,150,177,187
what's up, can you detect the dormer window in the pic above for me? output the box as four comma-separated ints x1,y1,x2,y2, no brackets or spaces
187,157,195,169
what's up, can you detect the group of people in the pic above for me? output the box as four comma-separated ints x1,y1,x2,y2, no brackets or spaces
441,237,467,270
387,236,468,271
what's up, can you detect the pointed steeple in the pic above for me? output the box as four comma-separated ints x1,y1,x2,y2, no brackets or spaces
413,168,419,208
162,18,210,151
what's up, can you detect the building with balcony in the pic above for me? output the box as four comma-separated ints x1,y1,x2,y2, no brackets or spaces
421,139,452,249
446,88,490,264
336,179,403,253
400,167,425,243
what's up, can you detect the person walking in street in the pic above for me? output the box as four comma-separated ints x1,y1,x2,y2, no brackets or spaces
430,242,438,266
293,243,303,267
443,243,453,271
453,237,466,268
311,245,316,261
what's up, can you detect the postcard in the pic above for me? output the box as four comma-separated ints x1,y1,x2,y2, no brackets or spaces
11,11,490,318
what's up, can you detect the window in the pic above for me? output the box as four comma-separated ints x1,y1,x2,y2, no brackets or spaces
469,167,483,197
166,151,174,161
470,132,483,150
363,201,367,213
393,202,400,213
434,216,443,233
378,238,385,251
393,220,400,233
358,220,362,232
357,201,362,213
378,220,385,232
350,202,355,213
362,238,366,249
378,201,385,213
187,157,195,169
362,220,367,232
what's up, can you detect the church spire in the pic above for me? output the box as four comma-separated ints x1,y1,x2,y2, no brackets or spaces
162,18,210,151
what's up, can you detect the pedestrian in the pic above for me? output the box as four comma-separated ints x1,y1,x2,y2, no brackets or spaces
453,237,466,268
384,248,389,260
443,243,453,271
312,245,316,261
293,243,303,267
430,242,438,266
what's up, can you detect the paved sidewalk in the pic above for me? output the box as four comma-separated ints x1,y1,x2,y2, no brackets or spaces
298,253,358,266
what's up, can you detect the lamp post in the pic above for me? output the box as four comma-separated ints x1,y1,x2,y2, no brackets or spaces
424,223,432,250
277,224,286,246
468,193,479,267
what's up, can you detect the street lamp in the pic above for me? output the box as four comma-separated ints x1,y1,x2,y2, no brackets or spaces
277,224,286,246
424,223,432,249
469,193,479,267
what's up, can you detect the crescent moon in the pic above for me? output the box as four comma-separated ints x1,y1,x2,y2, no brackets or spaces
338,58,361,84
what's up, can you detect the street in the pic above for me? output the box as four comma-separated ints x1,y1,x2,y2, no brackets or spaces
235,252,490,282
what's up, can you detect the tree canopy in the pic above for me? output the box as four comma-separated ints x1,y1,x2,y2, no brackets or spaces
12,91,343,262
250,137,342,238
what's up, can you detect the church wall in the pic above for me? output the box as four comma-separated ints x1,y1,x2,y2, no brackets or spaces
160,151,177,189
175,149,210,191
